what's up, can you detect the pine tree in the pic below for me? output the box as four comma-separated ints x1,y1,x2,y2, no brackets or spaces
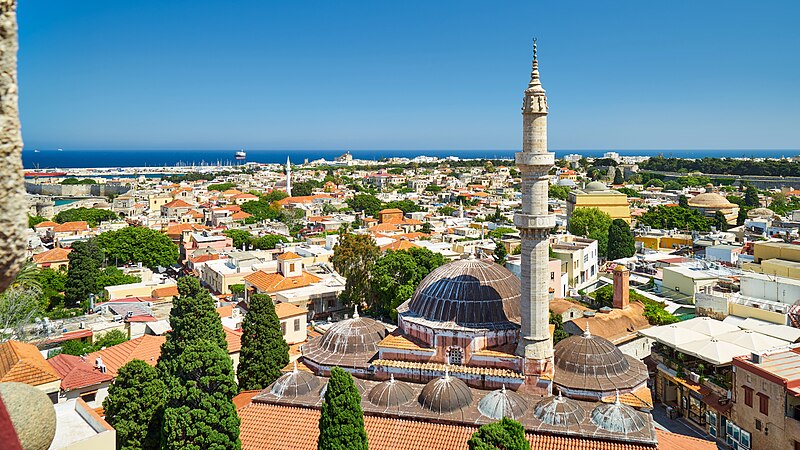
103,360,166,450
467,417,530,450
493,239,508,265
318,367,368,450
607,219,636,261
744,185,760,207
158,277,228,378
161,339,241,450
237,294,290,390
64,239,103,307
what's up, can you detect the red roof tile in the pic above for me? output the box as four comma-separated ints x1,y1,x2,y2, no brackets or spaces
48,354,113,391
0,341,61,386
224,327,242,353
32,247,72,264
88,335,166,377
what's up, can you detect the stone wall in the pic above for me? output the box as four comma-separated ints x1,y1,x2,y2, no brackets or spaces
25,181,132,197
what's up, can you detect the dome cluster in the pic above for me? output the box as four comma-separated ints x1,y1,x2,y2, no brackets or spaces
302,311,387,369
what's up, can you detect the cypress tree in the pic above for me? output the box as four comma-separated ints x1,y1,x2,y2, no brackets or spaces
237,294,290,390
467,417,530,450
158,277,228,377
103,360,166,450
161,339,241,450
317,367,368,450
64,239,103,307
613,168,624,185
607,219,636,261
714,211,729,231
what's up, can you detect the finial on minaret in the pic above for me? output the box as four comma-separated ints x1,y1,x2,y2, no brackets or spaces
583,320,591,338
533,37,538,61
353,304,360,318
528,37,542,89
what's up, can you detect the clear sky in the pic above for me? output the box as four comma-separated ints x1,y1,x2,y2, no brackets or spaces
17,1,800,151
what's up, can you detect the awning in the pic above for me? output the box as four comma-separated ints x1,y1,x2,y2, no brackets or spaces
680,316,740,336
680,338,750,365
716,329,790,352
640,324,708,347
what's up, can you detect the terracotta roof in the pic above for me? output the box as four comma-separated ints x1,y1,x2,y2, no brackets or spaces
0,340,61,386
278,194,331,206
379,208,404,214
34,220,58,228
191,254,222,264
370,223,401,233
32,247,72,264
601,385,654,410
275,302,307,319
48,354,113,391
549,298,591,316
276,252,302,261
233,193,259,200
162,199,193,208
88,335,166,377
53,221,89,233
151,285,179,299
222,189,244,196
236,401,710,450
225,327,243,353
245,270,321,294
377,332,434,353
566,302,651,345
380,239,420,252
217,305,233,318
232,211,253,220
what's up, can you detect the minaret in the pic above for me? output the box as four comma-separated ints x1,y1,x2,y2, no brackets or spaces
515,39,555,382
285,156,292,197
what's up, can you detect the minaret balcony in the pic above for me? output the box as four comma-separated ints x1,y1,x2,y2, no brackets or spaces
515,152,554,167
514,214,555,230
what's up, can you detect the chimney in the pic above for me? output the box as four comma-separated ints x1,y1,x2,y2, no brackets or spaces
612,266,630,309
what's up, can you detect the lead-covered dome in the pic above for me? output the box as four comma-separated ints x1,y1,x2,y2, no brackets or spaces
270,365,320,397
368,376,415,408
302,310,387,369
406,258,520,327
533,392,585,427
418,373,473,413
687,193,735,208
477,386,529,420
590,396,647,434
584,181,608,192
553,330,648,393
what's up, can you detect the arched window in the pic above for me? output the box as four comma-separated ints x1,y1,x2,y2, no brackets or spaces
447,346,463,365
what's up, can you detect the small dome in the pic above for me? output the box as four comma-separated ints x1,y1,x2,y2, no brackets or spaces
748,207,775,218
584,181,608,192
419,373,473,413
368,376,415,407
302,309,387,368
590,396,647,434
406,258,520,326
477,386,529,420
557,178,576,187
553,330,648,392
687,193,735,208
533,392,585,427
320,377,367,400
270,365,320,397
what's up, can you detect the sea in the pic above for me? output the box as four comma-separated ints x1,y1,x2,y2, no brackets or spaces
22,148,800,169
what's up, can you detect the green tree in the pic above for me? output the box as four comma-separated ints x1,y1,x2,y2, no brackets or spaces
615,187,640,198
664,180,683,191
420,222,433,234
613,168,624,185
493,240,508,265
607,219,636,261
425,184,443,193
60,177,97,185
467,417,530,450
438,205,457,216
369,248,445,318
678,195,689,208
161,339,241,450
28,214,47,228
744,185,760,207
96,266,140,290
95,226,179,268
346,194,383,217
292,180,323,197
54,207,117,227
383,199,422,214
158,277,228,378
568,208,612,257
548,184,570,200
331,233,380,308
317,366,368,450
223,229,253,249
646,179,665,188
103,360,166,450
237,294,290,390
207,182,236,191
65,240,103,307
251,234,288,250
713,211,729,231
38,267,67,311
549,311,568,345
637,205,711,232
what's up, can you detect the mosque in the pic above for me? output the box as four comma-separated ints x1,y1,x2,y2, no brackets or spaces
237,42,713,450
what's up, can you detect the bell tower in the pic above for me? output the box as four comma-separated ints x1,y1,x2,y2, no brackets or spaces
515,40,555,384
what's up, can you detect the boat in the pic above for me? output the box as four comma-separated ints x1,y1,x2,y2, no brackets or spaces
235,150,246,160
33,149,40,153
24,170,68,177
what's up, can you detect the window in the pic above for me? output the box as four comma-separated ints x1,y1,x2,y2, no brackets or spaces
756,419,762,431
758,393,770,416
743,386,753,407
294,318,301,332
289,263,296,272
80,391,97,404
551,272,555,280
280,321,287,336
447,346,463,365
726,422,751,449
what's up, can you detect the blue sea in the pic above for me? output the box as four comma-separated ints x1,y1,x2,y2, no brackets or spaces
22,148,800,169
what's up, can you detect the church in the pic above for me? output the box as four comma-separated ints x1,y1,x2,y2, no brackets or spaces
234,42,716,450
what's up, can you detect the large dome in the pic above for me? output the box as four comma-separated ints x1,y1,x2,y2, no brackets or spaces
302,311,387,369
687,193,735,208
553,331,648,393
405,258,520,327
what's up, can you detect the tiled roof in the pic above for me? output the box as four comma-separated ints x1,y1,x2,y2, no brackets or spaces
0,340,61,386
245,270,321,294
32,247,72,264
377,332,434,353
235,401,710,450
380,239,419,252
217,305,233,318
275,302,307,319
225,327,243,353
372,359,525,379
48,354,112,391
276,252,302,261
162,199,193,208
34,220,58,228
53,221,89,233
601,385,654,410
88,335,166,377
151,285,179,299
232,211,252,220
548,298,591,315
566,302,651,345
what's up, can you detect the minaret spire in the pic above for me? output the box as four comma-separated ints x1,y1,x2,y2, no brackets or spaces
285,156,292,197
528,38,543,90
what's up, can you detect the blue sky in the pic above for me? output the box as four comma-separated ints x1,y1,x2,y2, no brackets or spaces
17,1,800,151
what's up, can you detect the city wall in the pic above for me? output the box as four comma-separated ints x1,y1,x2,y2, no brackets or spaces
25,181,131,197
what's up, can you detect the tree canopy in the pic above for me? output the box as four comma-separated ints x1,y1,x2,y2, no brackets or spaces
207,182,236,191
548,184,570,200
346,194,383,217
641,155,800,177
331,233,380,307
317,367,368,450
54,207,117,227
607,219,636,261
567,208,612,257
467,417,530,450
103,359,166,450
65,239,103,307
637,205,711,231
223,229,288,250
237,294,290,391
95,226,179,269
369,248,445,319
